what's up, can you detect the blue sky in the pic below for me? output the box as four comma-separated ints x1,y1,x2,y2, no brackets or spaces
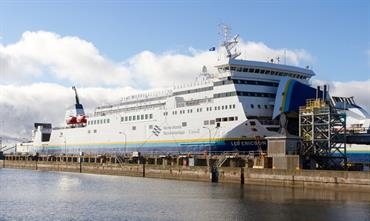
0,0,369,82
0,0,369,138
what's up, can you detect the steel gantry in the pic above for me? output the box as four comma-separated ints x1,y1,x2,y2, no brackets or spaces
299,99,347,169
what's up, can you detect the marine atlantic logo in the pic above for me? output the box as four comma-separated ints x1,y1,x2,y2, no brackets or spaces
152,125,162,136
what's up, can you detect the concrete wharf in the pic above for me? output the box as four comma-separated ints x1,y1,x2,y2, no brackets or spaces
1,153,369,191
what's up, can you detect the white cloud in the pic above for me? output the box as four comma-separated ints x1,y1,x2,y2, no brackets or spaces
0,31,130,86
0,31,312,89
126,40,313,89
237,40,312,66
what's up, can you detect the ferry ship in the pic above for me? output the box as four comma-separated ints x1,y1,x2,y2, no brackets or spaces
16,30,368,156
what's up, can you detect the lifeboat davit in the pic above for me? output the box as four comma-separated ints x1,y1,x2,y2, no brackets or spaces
66,116,77,125
76,115,87,124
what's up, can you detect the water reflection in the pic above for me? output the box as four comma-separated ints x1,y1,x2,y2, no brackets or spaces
57,175,82,191
0,169,369,221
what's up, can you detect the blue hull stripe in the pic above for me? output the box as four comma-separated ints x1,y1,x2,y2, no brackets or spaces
42,139,268,154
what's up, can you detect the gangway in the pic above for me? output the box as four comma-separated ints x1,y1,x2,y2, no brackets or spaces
216,152,238,167
346,134,370,145
0,145,16,152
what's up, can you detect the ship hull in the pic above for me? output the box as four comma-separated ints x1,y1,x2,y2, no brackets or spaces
36,138,268,155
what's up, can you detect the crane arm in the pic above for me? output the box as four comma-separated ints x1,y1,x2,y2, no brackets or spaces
72,86,80,105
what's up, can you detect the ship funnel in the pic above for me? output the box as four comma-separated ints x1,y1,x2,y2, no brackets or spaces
316,86,320,99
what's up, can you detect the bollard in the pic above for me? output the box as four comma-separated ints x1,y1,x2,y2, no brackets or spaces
211,165,219,183
240,167,244,184
79,152,84,173
35,152,39,170
143,164,145,177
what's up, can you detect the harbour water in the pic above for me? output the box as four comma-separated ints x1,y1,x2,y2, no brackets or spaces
0,169,369,221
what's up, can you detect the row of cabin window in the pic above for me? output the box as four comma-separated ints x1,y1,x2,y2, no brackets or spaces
173,86,213,96
250,104,274,109
213,104,236,111
118,95,167,107
203,116,239,126
120,113,153,122
88,118,110,125
214,79,278,87
163,104,237,116
221,66,308,80
87,129,97,134
214,91,275,98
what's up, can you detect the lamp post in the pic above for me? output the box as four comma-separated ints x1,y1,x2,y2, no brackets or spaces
79,150,84,173
202,126,211,167
59,135,67,159
63,136,67,155
119,132,127,156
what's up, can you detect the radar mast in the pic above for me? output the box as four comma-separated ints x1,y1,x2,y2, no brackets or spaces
219,24,241,59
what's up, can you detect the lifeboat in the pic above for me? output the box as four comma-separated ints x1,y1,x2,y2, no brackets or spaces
66,116,77,125
76,115,87,124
